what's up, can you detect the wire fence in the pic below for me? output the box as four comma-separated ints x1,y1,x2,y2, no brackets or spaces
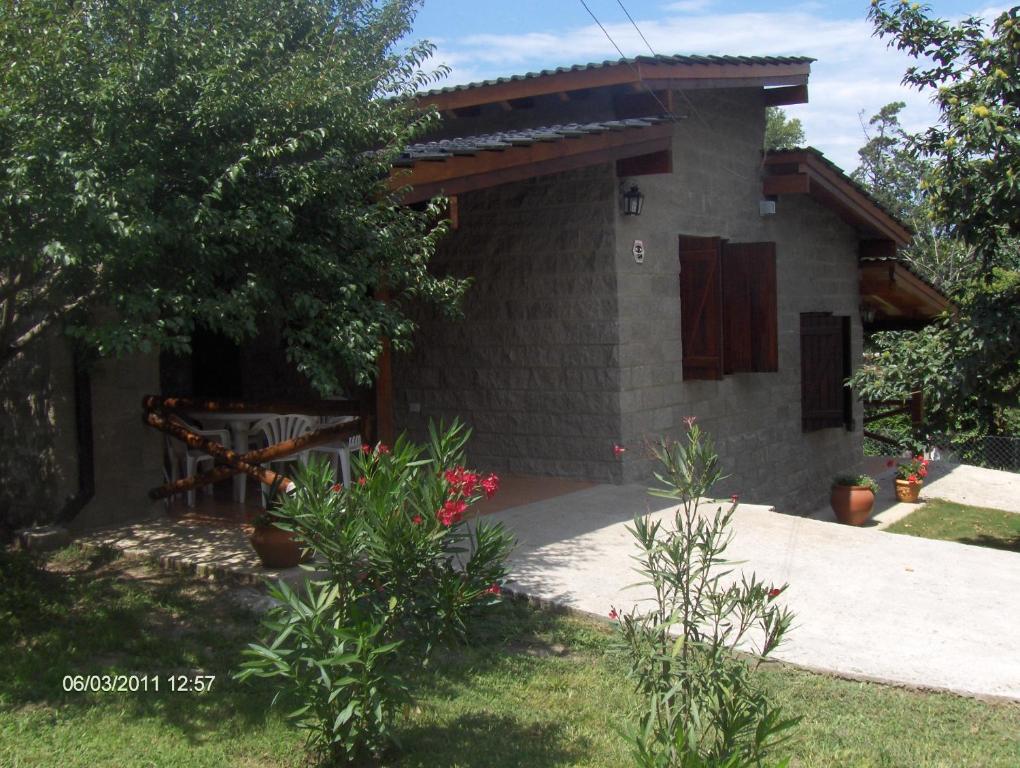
935,435,1020,474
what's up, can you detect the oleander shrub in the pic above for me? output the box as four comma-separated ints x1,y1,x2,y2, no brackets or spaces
238,420,515,764
612,421,798,768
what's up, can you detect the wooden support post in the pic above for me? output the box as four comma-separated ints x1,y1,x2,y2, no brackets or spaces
909,391,924,428
374,286,395,446
376,337,394,446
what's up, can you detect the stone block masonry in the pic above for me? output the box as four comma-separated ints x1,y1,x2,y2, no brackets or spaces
396,86,864,514
394,163,625,483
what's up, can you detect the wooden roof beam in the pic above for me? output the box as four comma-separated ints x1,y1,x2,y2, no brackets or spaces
391,123,674,203
417,61,812,112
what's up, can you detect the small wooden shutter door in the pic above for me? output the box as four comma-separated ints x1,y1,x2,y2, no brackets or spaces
722,242,778,373
679,235,724,380
800,313,849,431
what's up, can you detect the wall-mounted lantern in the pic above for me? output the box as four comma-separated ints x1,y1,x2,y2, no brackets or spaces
621,184,645,216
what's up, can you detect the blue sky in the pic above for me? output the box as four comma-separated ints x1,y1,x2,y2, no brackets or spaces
410,1,1002,169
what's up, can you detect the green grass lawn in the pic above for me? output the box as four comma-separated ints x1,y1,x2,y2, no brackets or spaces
885,498,1020,553
2,545,1019,767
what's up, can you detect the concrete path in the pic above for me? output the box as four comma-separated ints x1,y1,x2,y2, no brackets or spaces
494,484,1020,702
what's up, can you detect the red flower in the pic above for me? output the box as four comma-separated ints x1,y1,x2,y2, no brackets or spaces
918,466,928,478
908,473,918,484
437,499,467,526
613,444,626,457
376,443,390,455
411,514,422,525
609,608,619,620
331,483,342,493
886,459,896,468
481,473,500,498
357,476,367,487
915,454,924,461
768,587,782,599
730,493,740,503
485,583,501,596
361,444,372,455
683,415,697,428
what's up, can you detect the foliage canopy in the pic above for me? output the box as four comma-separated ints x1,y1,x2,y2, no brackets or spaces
0,0,463,392
850,2,1020,436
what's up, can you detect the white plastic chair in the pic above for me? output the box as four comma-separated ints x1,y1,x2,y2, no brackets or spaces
309,416,363,487
251,414,315,506
164,418,231,508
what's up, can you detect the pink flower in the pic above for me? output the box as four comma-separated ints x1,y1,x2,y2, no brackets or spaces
730,493,740,503
376,443,390,455
683,415,697,428
608,608,619,620
411,514,422,525
485,583,501,596
361,444,372,455
357,476,367,487
331,483,342,493
481,473,500,498
613,444,626,457
437,499,467,526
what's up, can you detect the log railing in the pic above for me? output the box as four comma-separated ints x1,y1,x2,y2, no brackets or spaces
863,391,923,448
143,394,369,501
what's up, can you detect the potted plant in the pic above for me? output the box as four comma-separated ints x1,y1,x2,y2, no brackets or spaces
249,476,307,568
894,454,929,503
829,473,878,526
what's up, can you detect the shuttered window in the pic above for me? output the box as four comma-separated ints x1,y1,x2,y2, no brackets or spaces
722,242,778,373
678,236,778,380
800,313,852,432
678,235,724,380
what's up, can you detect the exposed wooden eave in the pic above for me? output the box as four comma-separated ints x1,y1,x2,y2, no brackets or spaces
417,61,811,112
763,150,912,246
859,259,953,321
391,122,674,204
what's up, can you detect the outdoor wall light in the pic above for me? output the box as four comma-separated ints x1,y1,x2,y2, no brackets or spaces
860,303,878,324
621,184,645,216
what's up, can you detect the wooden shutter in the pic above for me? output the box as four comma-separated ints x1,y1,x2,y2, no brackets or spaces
679,235,724,380
800,313,851,431
722,242,778,373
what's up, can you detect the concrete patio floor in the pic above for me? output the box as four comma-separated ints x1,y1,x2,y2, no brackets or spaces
76,470,1020,703
493,484,1020,702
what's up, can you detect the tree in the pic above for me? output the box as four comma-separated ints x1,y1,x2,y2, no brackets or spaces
764,107,805,150
850,2,1020,435
0,0,464,394
852,102,975,291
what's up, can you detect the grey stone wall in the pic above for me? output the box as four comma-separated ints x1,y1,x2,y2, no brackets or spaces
0,326,80,534
73,348,164,531
613,88,863,513
393,163,624,482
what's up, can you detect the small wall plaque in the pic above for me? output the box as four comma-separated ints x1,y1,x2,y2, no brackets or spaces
632,240,645,264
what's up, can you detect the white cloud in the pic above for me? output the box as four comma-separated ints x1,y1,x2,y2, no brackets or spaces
424,6,995,170
662,0,715,13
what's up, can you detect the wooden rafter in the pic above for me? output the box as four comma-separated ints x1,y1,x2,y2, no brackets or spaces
392,122,674,204
859,260,953,319
763,150,912,245
417,61,811,112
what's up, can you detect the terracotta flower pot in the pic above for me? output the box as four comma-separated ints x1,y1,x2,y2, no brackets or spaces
829,485,876,526
895,479,923,503
249,524,307,569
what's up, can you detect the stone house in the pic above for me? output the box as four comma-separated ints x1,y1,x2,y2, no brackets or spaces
1,53,951,535
387,54,950,513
